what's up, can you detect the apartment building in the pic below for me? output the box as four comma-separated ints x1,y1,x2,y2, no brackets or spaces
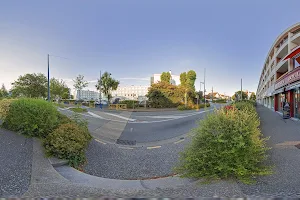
111,85,149,100
257,23,300,118
150,70,181,86
74,90,101,101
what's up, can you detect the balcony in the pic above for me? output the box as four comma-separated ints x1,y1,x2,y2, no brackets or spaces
291,31,300,45
275,40,288,59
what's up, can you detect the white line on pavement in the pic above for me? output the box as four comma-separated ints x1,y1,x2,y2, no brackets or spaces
174,139,185,144
88,111,105,119
101,112,136,122
118,146,135,150
95,139,107,145
147,146,161,149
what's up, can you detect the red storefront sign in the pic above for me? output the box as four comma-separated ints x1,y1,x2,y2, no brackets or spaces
275,67,300,90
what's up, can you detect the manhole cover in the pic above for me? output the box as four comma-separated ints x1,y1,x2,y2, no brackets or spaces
295,143,300,149
116,139,136,145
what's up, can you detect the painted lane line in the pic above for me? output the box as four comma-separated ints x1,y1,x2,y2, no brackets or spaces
87,111,105,119
147,146,161,149
101,112,136,122
95,139,107,145
174,139,185,144
118,146,135,150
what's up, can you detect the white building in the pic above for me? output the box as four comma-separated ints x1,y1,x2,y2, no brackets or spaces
74,90,102,101
111,85,149,100
150,70,181,86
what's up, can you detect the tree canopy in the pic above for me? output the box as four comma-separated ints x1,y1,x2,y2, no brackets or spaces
10,73,47,98
95,72,119,103
73,74,88,91
0,84,8,98
160,72,171,83
249,92,256,101
232,91,248,101
50,78,70,100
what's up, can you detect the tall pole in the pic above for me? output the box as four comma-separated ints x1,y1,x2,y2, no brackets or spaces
241,78,243,101
47,54,50,102
211,87,213,102
204,68,206,107
99,70,102,105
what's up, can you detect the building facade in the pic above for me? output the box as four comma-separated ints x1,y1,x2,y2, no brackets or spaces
111,85,149,100
257,23,300,118
74,90,101,101
150,71,181,86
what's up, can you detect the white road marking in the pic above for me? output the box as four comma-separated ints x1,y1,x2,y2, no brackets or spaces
118,146,135,150
95,139,107,145
130,128,133,132
101,112,136,122
174,139,185,144
88,111,105,119
147,146,161,149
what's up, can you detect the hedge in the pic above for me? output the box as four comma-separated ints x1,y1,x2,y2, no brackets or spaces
119,100,139,109
3,98,59,138
175,101,271,183
0,99,15,120
43,123,92,167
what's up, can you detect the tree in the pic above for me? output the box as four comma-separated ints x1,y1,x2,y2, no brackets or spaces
250,92,256,101
73,75,88,100
50,78,70,100
233,91,248,101
95,72,119,104
10,73,47,98
0,84,8,98
160,72,171,83
180,72,187,87
186,70,197,91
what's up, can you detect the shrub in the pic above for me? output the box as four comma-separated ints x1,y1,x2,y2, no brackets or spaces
177,105,193,110
0,99,15,120
199,103,210,108
213,99,227,103
119,100,139,109
3,98,59,137
175,103,271,183
57,112,73,125
43,123,92,167
70,107,87,113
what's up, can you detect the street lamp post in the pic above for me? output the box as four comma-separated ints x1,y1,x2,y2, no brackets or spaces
203,68,206,108
47,54,50,102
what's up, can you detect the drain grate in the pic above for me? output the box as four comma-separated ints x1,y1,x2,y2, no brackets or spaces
295,143,300,149
116,139,136,145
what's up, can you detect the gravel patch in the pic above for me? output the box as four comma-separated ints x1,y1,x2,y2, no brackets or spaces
0,128,33,197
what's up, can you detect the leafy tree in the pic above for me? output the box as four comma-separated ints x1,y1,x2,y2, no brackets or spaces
160,72,171,83
73,75,88,100
250,92,256,101
95,72,119,103
180,72,187,87
0,84,8,98
10,73,47,98
186,70,196,91
50,78,70,100
232,91,248,101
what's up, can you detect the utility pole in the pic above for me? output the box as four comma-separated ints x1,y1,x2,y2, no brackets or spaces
241,78,243,101
204,68,206,107
47,54,50,102
211,87,213,102
99,70,102,108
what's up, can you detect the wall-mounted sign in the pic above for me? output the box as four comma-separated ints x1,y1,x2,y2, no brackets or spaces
275,67,300,90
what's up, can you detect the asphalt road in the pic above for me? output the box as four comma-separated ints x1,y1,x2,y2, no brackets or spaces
0,128,33,197
77,104,223,179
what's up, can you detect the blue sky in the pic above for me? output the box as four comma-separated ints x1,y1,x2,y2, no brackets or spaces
0,0,299,96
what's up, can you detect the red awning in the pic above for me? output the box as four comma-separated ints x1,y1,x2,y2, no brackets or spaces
284,46,300,60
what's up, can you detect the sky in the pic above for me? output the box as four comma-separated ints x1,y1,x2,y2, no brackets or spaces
0,0,299,96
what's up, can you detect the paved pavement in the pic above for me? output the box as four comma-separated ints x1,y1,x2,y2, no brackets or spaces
237,105,300,197
0,128,33,197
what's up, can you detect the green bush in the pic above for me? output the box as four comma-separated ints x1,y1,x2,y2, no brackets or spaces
177,105,193,110
43,123,92,167
0,99,15,120
199,103,210,108
57,112,73,125
119,100,139,109
70,107,87,113
213,99,227,103
175,103,271,183
3,98,59,137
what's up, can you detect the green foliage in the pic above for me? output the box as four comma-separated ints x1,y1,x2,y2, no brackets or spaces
177,105,193,110
95,72,119,103
213,99,227,103
161,72,171,83
199,103,210,108
232,91,248,101
50,78,70,100
43,123,92,167
73,74,88,102
70,107,87,113
186,70,197,90
3,98,59,137
0,84,9,98
175,101,271,183
10,73,47,98
147,82,185,108
180,72,187,87
250,92,256,101
119,100,139,109
0,99,15,120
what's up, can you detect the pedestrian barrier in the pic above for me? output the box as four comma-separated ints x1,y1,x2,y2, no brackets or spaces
108,104,127,110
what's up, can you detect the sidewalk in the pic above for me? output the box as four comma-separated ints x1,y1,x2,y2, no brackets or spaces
237,105,300,197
